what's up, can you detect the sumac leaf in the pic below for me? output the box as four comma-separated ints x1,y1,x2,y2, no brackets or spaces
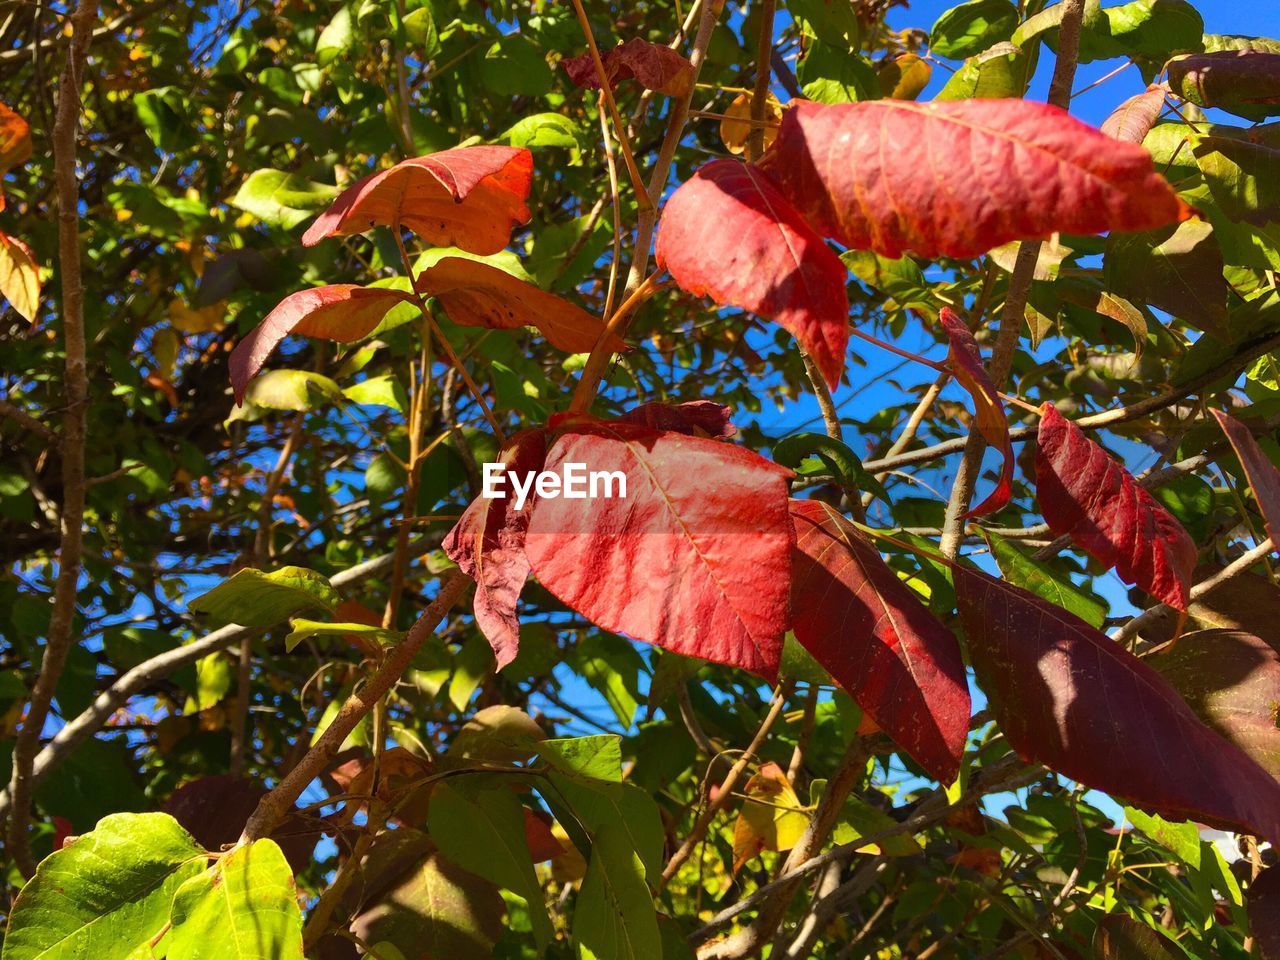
789,499,970,782
229,285,416,403
655,159,850,387
0,101,30,177
563,37,694,97
1168,50,1280,120
1093,914,1180,959
954,562,1280,843
731,761,810,873
524,418,793,679
1035,402,1196,609
939,307,1012,517
1150,629,1280,781
420,256,622,354
756,99,1189,259
1211,409,1280,545
301,146,533,253
443,429,548,668
1100,83,1167,143
619,400,737,439
0,229,40,325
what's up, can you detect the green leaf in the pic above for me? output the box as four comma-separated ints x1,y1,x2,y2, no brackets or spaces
930,0,1018,59
779,633,834,687
842,250,934,310
501,113,582,152
189,566,339,627
983,530,1107,628
404,6,441,59
134,86,191,153
1104,219,1227,336
772,432,889,503
797,42,879,104
570,634,642,729
544,775,665,883
789,0,860,47
1124,806,1202,870
428,781,554,952
233,369,341,413
168,839,304,960
538,735,623,782
1,813,206,960
448,633,495,711
478,35,552,97
316,7,354,66
573,824,661,960
230,169,338,230
935,42,1030,100
833,795,922,856
1194,135,1280,226
285,618,399,652
1016,0,1202,64
342,374,408,411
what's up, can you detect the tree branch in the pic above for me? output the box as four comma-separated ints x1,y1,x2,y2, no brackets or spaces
6,0,96,878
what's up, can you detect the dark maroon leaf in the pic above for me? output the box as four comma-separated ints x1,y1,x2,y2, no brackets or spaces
162,775,316,871
620,400,737,439
1211,409,1280,548
563,37,694,97
1250,866,1280,960
1169,50,1280,120
954,563,1280,843
1036,402,1197,609
1093,914,1180,959
789,499,970,782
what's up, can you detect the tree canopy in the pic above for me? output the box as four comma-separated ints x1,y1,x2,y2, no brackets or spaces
3,0,1280,958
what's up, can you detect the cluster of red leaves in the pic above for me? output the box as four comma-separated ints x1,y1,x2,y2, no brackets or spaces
657,98,1190,387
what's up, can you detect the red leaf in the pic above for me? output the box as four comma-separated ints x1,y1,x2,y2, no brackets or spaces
938,307,1012,518
954,563,1280,843
1036,402,1196,609
1149,629,1280,782
619,400,737,439
420,257,623,355
1100,84,1167,144
443,429,548,669
756,99,1190,260
789,499,970,782
523,419,793,679
655,159,850,388
523,808,565,863
563,38,694,97
229,285,415,404
1211,409,1280,548
301,146,533,254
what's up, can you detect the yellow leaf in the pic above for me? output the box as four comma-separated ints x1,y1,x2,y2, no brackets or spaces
719,92,782,157
0,229,40,324
731,762,811,873
168,297,225,333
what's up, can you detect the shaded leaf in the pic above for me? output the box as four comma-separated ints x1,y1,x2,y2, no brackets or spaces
620,400,737,439
573,824,661,960
1249,866,1280,960
655,159,850,388
563,37,694,97
1149,628,1280,780
939,307,1012,517
1195,135,1280,225
719,91,782,156
420,256,622,354
443,429,548,668
953,562,1280,842
189,566,340,626
757,99,1190,260
0,100,31,176
984,529,1106,628
543,775,664,883
168,840,303,960
301,146,533,253
229,285,416,403
789,499,970,782
1036,403,1196,609
1093,914,1180,959
162,776,316,874
428,781,553,951
1,813,205,960
525,418,793,679
1211,409,1280,545
1104,219,1227,335
1169,50,1280,120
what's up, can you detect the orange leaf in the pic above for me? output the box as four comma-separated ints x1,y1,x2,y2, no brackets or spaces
420,256,624,355
0,101,31,176
302,146,533,255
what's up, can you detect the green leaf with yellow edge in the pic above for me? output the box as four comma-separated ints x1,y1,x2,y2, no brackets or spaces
189,566,339,627
833,795,922,856
230,169,338,230
168,839,304,960
732,762,811,873
1,813,206,960
1124,805,1202,869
